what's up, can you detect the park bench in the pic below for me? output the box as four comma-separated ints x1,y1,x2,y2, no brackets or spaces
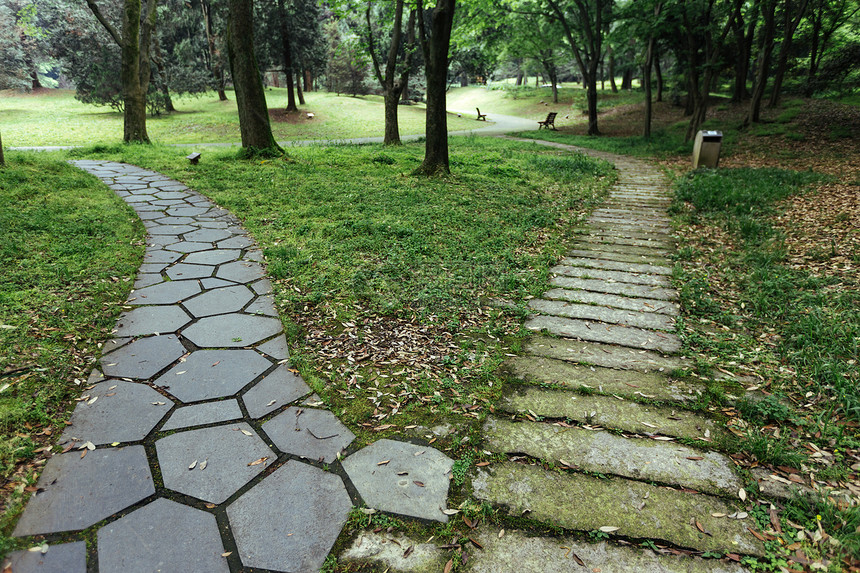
476,108,488,121
538,112,558,130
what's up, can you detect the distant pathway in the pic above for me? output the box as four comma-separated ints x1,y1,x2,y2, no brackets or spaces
5,162,454,572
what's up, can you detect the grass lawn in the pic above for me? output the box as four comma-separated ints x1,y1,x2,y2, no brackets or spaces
0,88,480,147
0,154,144,553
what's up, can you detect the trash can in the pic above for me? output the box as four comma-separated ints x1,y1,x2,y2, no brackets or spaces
692,130,723,169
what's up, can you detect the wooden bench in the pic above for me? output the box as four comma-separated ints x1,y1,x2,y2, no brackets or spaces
476,108,487,121
538,112,558,130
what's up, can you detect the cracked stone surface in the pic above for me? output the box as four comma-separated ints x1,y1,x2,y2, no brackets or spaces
154,349,271,402
242,365,311,418
227,461,352,572
100,334,186,380
343,439,454,522
183,285,255,317
97,498,229,573
113,305,192,336
263,407,355,463
161,400,244,430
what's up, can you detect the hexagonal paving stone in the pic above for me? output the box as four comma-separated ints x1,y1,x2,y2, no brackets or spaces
165,263,214,281
124,194,157,203
183,286,254,318
245,296,277,317
227,461,351,572
263,407,354,463
200,278,235,289
154,191,191,200
161,400,243,430
257,335,290,360
2,541,86,573
182,314,282,348
164,241,213,254
147,224,197,235
143,249,182,264
243,365,310,418
156,423,274,504
130,280,201,305
97,498,229,573
342,439,454,522
216,260,265,283
183,249,242,265
101,335,185,380
153,349,271,402
113,305,191,336
166,206,209,217
184,228,233,243
13,447,154,536
60,382,172,445
133,273,163,289
218,236,254,250
155,216,195,224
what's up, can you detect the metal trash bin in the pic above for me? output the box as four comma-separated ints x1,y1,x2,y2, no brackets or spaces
692,130,723,169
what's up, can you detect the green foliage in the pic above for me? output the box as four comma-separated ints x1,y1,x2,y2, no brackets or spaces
782,492,860,560
451,455,473,486
737,395,795,425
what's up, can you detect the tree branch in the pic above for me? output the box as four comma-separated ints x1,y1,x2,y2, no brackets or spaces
85,0,122,46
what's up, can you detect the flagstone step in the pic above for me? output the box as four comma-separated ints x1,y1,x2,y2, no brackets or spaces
471,462,765,557
498,386,724,440
526,315,681,353
543,287,680,315
588,219,673,233
550,264,670,287
529,298,676,331
559,257,672,275
501,356,703,402
550,276,678,301
570,242,672,259
578,234,675,249
568,249,672,266
526,335,693,372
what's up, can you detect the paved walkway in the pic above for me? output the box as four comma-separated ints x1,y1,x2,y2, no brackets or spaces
4,162,454,572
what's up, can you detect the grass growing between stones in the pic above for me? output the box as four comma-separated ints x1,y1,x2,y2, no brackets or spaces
0,153,144,555
670,166,860,571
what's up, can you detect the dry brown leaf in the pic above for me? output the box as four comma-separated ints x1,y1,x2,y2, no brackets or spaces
248,456,269,466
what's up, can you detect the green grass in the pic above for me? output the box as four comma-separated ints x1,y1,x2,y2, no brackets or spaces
0,89,479,147
0,153,144,550
516,127,697,158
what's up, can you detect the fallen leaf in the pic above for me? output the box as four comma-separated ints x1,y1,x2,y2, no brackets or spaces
189,460,198,470
441,509,459,515
403,545,414,558
413,480,425,487
476,461,490,467
739,488,747,502
221,551,232,557
377,460,390,466
87,396,98,405
572,551,585,566
599,526,619,533
469,537,483,549
499,529,505,538
444,559,453,573
240,429,253,436
248,457,269,466
199,460,208,471
686,456,704,461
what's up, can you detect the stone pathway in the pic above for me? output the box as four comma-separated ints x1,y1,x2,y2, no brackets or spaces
469,142,764,570
4,162,454,573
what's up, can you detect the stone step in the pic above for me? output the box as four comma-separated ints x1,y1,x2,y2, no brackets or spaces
525,315,681,353
575,226,676,243
529,298,676,331
568,249,672,266
484,417,737,495
471,462,765,557
501,356,703,402
498,386,724,441
463,529,750,573
588,218,673,233
550,264,670,287
560,257,672,275
526,335,693,372
570,242,672,259
591,210,670,224
550,276,678,301
543,288,680,315
579,234,675,249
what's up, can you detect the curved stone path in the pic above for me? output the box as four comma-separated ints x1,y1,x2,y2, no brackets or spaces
5,161,454,573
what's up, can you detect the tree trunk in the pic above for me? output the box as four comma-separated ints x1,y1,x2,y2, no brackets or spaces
278,0,298,112
621,67,632,90
227,0,281,151
304,69,312,91
414,0,455,175
30,69,42,90
644,36,654,138
655,52,663,102
201,0,227,100
383,89,403,144
768,0,810,107
152,35,175,113
296,71,305,104
747,0,776,124
608,48,618,92
0,130,5,168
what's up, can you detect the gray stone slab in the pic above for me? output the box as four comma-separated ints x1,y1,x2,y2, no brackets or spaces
182,314,283,348
244,249,263,261
147,224,197,235
156,216,196,225
200,277,235,289
551,265,670,286
572,240,670,258
101,335,186,380
550,276,678,301
154,349,271,402
568,249,672,266
60,381,172,445
245,295,278,317
197,220,229,229
130,280,201,305
465,529,750,573
251,278,273,295
484,418,738,495
1,541,87,573
151,199,186,207
217,236,254,249
583,234,674,249
143,249,182,264
340,531,449,572
97,498,229,573
529,298,675,331
227,461,352,572
216,260,265,283
343,439,453,522
263,407,355,463
165,263,214,280
560,256,672,275
242,365,311,418
183,249,242,265
526,336,692,372
183,285,254,318
113,305,192,336
13,446,154,536
498,387,723,440
156,423,273,504
146,235,175,247
543,287,680,315
525,315,681,353
137,210,162,220
184,228,233,243
164,241,214,254
472,462,764,557
161,400,244,430
257,335,290,360
124,194,158,203
133,273,163,289
502,356,703,402
154,191,191,200
139,262,170,274
166,206,209,217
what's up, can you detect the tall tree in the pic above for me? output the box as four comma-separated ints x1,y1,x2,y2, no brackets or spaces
85,0,158,143
747,0,776,124
767,0,810,106
366,0,417,145
414,0,456,175
227,0,281,151
199,0,228,100
803,0,859,95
